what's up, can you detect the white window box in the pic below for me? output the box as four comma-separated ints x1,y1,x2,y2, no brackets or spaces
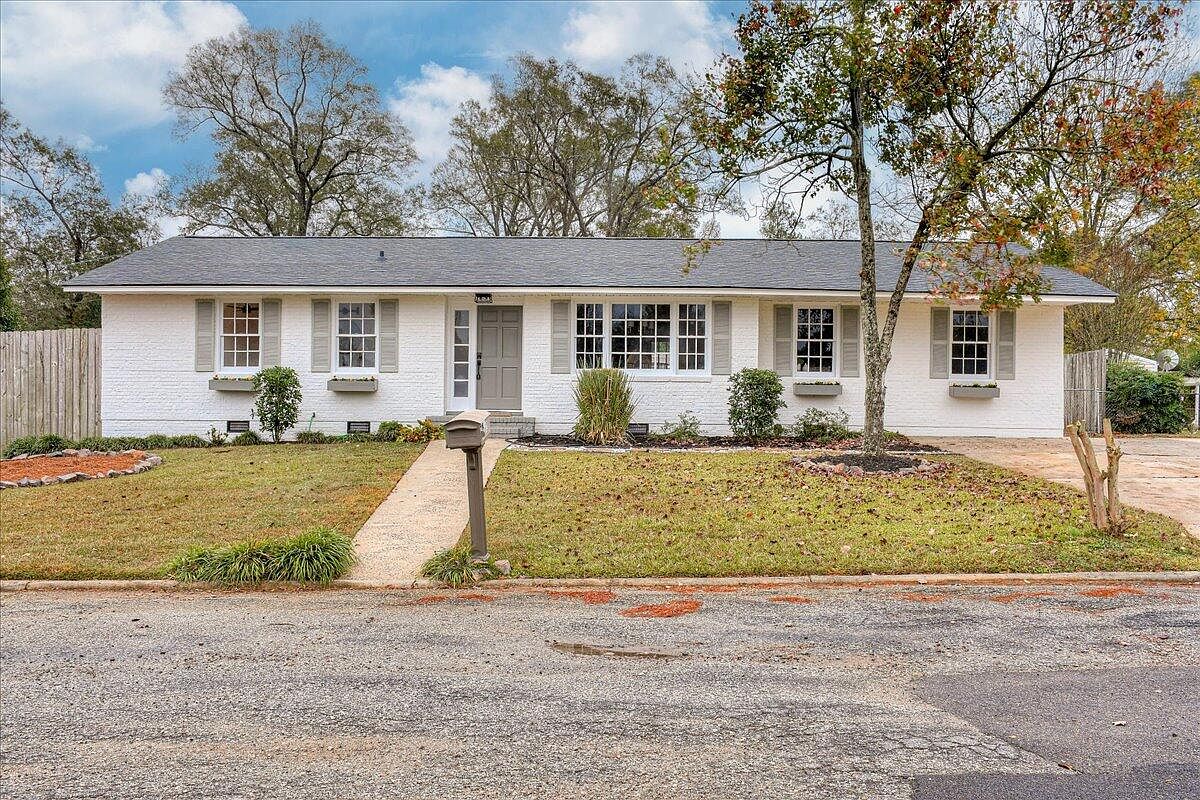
328,377,378,393
794,381,842,397
949,383,1000,399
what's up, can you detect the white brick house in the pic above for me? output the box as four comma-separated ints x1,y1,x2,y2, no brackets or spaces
67,237,1114,439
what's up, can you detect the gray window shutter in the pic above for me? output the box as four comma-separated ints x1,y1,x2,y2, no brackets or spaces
930,307,950,379
551,300,570,374
379,299,399,373
773,304,793,375
311,299,331,373
194,299,215,372
996,309,1016,380
712,301,732,375
261,299,281,366
839,305,860,378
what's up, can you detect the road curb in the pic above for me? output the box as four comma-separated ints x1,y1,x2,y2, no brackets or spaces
3,571,1198,593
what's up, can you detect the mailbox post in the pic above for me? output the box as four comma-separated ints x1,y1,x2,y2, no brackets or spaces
443,410,490,560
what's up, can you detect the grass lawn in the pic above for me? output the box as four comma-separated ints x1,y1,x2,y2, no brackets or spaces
477,450,1200,577
1,442,422,580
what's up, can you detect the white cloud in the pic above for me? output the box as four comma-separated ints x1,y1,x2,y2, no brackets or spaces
73,134,106,153
124,167,169,197
389,63,491,172
562,0,730,72
0,0,245,138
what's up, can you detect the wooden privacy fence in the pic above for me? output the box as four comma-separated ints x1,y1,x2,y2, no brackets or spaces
1064,349,1107,433
0,329,101,448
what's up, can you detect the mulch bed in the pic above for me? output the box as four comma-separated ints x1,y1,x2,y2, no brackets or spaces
794,452,951,477
513,433,942,452
1,451,146,482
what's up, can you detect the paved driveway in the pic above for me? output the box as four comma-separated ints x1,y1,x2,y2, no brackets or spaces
2,584,1197,799
921,437,1200,538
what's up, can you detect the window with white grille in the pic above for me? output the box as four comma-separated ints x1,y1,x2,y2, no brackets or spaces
575,303,604,369
796,307,835,374
676,303,707,371
610,303,672,370
221,302,260,369
337,302,377,369
951,310,990,377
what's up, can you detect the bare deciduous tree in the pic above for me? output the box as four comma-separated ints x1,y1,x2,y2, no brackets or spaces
164,21,421,236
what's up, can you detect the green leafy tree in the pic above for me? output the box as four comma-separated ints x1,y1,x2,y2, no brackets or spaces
0,109,161,329
0,252,21,331
164,21,421,236
252,366,303,443
430,54,723,237
695,0,1180,454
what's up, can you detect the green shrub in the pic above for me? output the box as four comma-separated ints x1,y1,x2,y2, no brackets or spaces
295,430,329,444
207,427,228,446
341,432,374,443
375,420,404,442
377,419,445,443
252,366,303,443
1179,348,1200,378
75,436,142,452
653,411,703,442
3,436,39,458
420,544,497,587
169,527,355,584
168,434,208,449
231,430,262,446
142,434,173,450
6,434,76,457
727,368,784,439
1106,363,1188,434
573,368,637,445
789,407,852,444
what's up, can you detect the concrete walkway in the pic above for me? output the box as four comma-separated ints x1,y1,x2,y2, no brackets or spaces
921,436,1200,538
347,438,507,582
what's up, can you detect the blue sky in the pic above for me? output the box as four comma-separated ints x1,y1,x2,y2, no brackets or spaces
0,0,748,231
2,1,1196,239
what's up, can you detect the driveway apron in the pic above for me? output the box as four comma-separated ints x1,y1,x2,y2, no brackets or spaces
921,436,1200,538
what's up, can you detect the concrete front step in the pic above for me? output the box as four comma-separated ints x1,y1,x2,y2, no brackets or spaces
429,413,535,439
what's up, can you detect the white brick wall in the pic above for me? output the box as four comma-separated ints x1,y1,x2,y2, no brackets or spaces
100,292,1064,439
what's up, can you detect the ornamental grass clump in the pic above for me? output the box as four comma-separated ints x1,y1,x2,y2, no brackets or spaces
169,527,355,584
420,544,498,587
573,368,637,445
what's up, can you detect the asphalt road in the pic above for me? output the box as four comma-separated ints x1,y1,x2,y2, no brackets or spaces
1,583,1197,799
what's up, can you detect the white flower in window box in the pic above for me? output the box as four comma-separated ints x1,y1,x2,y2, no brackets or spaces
793,380,842,397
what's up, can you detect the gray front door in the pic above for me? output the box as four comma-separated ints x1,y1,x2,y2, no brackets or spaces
477,306,522,410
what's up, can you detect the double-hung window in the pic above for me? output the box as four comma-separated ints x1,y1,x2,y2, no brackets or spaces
611,303,672,370
951,310,990,377
337,301,377,370
676,303,707,371
575,303,605,369
795,306,835,375
221,302,260,369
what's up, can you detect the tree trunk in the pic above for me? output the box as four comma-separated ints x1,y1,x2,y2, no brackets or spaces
847,0,885,455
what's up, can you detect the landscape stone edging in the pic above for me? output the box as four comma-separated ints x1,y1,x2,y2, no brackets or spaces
0,449,163,490
3,570,1197,593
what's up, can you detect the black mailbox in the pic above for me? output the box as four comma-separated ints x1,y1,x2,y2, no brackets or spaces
444,410,488,450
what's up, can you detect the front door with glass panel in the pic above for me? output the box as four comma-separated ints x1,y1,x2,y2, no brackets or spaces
477,306,522,410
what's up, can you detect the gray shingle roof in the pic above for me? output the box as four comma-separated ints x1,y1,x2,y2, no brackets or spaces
66,236,1115,297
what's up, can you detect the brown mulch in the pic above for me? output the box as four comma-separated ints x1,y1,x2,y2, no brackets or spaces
513,433,942,452
1,451,145,482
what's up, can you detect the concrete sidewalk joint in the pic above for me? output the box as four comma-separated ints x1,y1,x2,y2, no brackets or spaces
3,570,1197,593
